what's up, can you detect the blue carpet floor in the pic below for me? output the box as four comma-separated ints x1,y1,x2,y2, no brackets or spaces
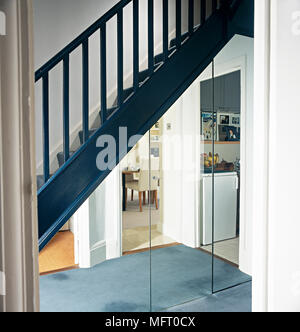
40,245,250,312
165,281,252,312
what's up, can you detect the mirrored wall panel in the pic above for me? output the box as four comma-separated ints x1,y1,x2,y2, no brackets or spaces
211,55,251,292
150,63,214,311
120,133,152,311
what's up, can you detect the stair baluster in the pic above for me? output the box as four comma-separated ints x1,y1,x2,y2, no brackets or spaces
100,24,107,124
148,0,154,75
201,0,206,25
162,0,169,62
82,39,89,143
42,73,50,183
63,55,70,162
176,0,182,49
117,9,124,107
188,0,195,36
133,0,139,92
212,0,218,12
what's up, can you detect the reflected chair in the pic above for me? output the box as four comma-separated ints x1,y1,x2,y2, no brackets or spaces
125,157,159,212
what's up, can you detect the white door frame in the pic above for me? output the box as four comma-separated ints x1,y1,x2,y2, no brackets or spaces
0,0,39,312
251,0,270,312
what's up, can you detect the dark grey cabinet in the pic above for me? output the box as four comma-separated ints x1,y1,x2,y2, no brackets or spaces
223,71,241,113
200,78,213,112
201,70,241,113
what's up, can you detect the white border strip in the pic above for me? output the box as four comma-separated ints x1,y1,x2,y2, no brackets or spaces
0,272,6,296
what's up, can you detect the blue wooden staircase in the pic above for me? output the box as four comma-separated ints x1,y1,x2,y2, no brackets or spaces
36,0,254,251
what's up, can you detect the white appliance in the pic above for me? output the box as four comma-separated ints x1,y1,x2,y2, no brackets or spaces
201,172,238,245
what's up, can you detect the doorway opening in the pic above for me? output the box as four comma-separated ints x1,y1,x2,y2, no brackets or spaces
121,122,178,256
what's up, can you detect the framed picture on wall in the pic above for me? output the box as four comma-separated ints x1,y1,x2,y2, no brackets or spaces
201,112,217,141
220,115,230,125
225,126,240,141
231,115,240,126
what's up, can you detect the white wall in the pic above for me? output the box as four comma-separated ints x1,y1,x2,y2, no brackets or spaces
33,0,196,173
253,0,300,312
75,166,121,268
160,87,201,247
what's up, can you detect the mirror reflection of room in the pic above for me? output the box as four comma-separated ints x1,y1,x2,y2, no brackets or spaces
121,124,175,255
200,70,241,267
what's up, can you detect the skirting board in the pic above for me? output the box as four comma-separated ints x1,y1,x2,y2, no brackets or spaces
90,240,106,269
79,240,106,269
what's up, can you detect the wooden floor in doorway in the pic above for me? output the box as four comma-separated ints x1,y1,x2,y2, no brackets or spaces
39,231,78,275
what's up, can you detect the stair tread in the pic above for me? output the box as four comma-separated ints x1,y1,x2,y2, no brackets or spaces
37,174,54,190
57,150,76,156
169,26,200,47
138,61,163,82
154,47,176,64
57,150,76,168
111,45,178,108
78,128,98,133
